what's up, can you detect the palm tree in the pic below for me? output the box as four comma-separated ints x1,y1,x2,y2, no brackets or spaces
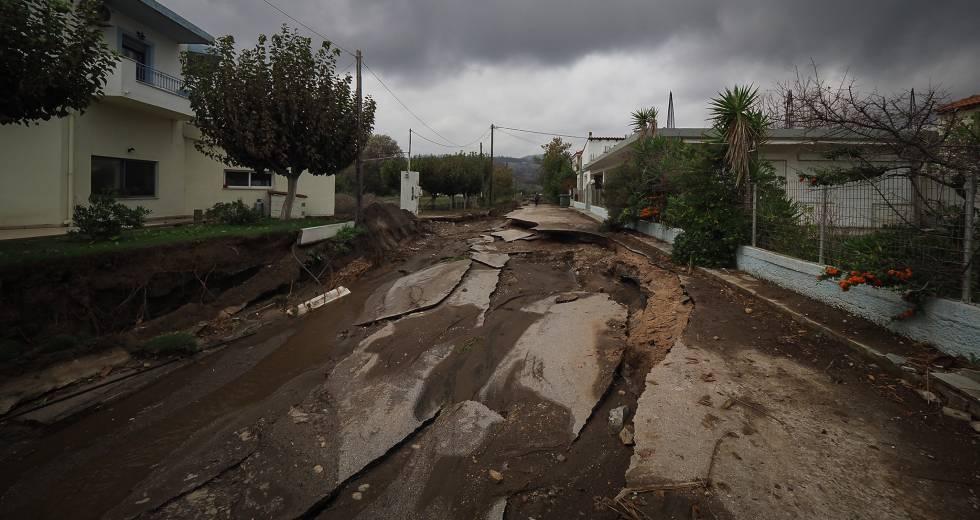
709,85,768,188
631,107,659,138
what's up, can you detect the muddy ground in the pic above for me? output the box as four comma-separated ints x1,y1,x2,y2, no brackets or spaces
0,206,978,520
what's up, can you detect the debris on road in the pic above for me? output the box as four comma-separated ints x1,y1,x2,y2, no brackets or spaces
490,229,535,242
619,425,635,446
609,405,629,433
470,251,510,269
356,259,470,325
292,286,351,317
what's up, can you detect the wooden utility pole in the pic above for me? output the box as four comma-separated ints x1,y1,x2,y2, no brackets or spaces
354,49,363,225
489,124,495,206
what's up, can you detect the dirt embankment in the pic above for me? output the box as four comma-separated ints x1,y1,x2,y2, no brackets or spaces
0,203,421,372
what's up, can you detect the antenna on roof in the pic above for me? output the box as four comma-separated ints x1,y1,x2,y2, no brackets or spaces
666,91,675,129
785,90,794,129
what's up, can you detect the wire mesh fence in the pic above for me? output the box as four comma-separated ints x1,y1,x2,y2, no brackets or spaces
753,171,979,302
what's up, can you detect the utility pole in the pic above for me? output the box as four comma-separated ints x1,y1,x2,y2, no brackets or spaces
489,124,495,206
407,128,412,174
354,49,363,225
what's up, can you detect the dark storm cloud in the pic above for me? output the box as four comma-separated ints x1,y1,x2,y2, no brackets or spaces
171,0,980,92
163,0,980,155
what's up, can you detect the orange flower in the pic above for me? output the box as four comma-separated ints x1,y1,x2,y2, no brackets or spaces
825,266,840,277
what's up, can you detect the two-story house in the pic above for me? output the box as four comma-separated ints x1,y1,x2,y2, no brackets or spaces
0,0,336,231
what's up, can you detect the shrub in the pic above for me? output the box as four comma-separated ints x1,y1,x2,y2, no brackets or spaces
72,194,150,240
663,149,748,267
205,200,261,225
141,332,199,357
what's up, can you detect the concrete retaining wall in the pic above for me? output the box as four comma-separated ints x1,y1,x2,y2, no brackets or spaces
571,201,609,221
628,221,683,244
297,221,354,245
735,245,980,359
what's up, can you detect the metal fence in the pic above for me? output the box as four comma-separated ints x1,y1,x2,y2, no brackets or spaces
752,171,978,303
134,62,188,98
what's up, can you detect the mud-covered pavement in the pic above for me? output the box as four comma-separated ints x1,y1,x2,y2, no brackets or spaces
1,205,978,519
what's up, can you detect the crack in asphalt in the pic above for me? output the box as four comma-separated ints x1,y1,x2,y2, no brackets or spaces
296,408,444,520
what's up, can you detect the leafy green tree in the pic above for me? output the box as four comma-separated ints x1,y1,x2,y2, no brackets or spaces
1,0,117,125
416,155,446,208
708,85,769,189
337,134,403,195
538,137,575,202
492,163,514,202
182,26,376,218
380,156,407,194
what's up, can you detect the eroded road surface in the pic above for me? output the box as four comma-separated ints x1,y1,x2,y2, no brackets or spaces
1,205,978,519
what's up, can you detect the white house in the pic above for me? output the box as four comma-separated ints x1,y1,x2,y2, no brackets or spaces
0,0,335,231
575,127,944,228
571,132,624,215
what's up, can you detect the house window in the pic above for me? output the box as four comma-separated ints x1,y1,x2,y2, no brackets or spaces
91,156,157,197
224,169,272,188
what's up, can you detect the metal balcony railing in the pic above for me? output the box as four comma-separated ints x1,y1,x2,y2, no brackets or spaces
133,60,188,98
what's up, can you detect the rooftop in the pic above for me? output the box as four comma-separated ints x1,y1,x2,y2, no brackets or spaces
106,0,214,44
937,94,980,114
585,127,880,170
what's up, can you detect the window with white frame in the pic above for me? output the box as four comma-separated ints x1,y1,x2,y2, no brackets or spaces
91,156,157,198
224,169,272,188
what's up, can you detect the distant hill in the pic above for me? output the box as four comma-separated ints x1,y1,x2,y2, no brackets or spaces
496,155,541,189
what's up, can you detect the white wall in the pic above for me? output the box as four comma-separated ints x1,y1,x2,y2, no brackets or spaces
73,103,188,219
0,119,68,227
736,245,980,359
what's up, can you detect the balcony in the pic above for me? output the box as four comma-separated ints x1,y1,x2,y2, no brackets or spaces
102,57,194,119
134,61,188,98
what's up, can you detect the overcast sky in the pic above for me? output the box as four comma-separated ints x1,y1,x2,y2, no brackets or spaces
165,0,980,157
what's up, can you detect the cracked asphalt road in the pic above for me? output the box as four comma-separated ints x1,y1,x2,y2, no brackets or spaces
1,205,978,519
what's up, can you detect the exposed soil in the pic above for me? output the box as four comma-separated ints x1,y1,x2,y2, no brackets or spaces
0,203,422,378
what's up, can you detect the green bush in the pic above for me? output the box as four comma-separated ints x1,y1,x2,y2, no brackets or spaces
141,332,199,357
663,149,748,267
205,200,261,225
72,194,150,240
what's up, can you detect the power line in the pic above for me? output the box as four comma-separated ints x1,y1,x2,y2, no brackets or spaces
494,125,590,140
496,127,541,146
259,0,356,57
410,129,461,149
362,60,464,147
458,127,492,148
